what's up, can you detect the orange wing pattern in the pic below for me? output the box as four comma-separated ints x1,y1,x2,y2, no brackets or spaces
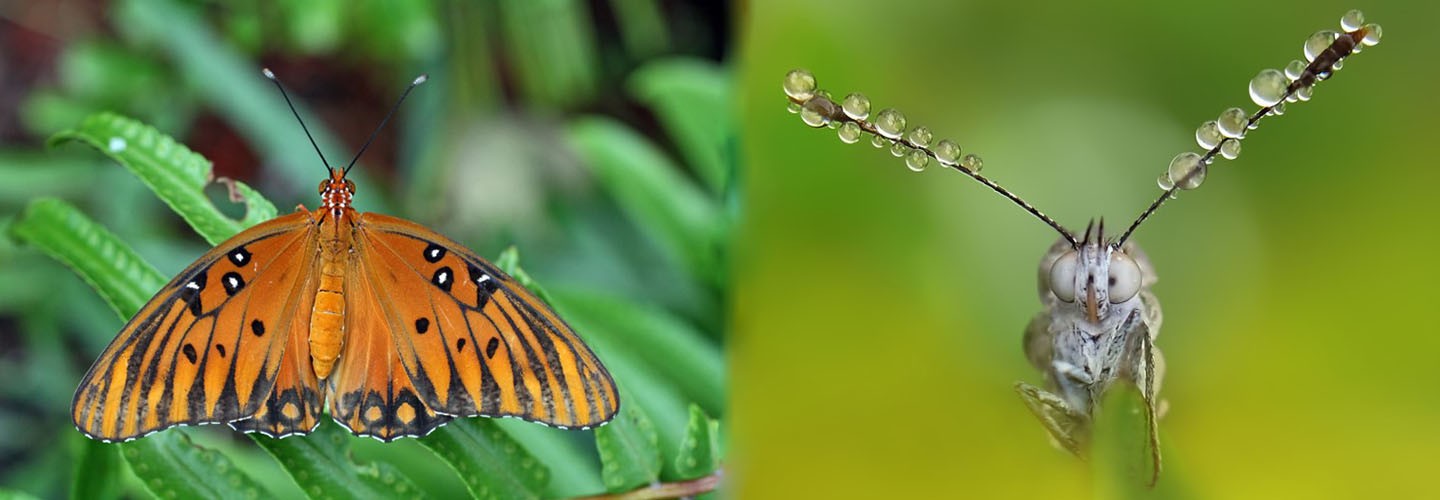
325,249,452,440
353,213,619,432
73,212,317,442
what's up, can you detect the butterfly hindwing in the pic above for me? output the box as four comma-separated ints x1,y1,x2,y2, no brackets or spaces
354,213,619,429
73,212,317,441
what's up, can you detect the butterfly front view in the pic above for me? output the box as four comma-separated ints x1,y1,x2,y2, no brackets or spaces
72,71,618,443
783,11,1380,486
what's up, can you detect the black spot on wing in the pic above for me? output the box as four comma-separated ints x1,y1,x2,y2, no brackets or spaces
228,246,251,266
432,266,453,292
182,344,198,364
423,243,446,263
221,271,245,296
250,319,265,336
177,269,207,316
415,317,429,334
485,337,499,359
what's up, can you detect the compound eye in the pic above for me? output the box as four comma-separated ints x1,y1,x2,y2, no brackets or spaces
344,179,356,193
1107,252,1142,303
1048,251,1079,303
318,179,328,195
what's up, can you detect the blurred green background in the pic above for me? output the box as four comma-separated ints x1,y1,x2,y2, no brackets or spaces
737,1,1437,498
0,0,728,498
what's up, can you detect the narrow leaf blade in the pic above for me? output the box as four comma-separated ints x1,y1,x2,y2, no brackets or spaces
594,389,661,492
48,112,275,244
417,419,550,500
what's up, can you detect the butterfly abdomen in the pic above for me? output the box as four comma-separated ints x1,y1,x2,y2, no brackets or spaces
309,255,347,379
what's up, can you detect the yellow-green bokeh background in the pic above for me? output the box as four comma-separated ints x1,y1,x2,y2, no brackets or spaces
735,1,1438,498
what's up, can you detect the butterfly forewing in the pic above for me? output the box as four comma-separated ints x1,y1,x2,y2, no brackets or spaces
355,213,619,429
73,212,316,441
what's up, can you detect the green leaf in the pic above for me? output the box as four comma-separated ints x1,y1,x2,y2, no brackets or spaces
0,489,45,500
253,421,427,499
48,112,275,245
672,404,720,479
417,420,550,500
8,198,164,319
567,117,723,287
1092,381,1161,498
628,59,733,193
594,390,661,493
70,439,122,500
119,431,267,499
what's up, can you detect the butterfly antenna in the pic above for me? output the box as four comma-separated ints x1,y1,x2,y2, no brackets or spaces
782,70,1079,248
1114,16,1380,246
343,74,428,176
263,68,332,173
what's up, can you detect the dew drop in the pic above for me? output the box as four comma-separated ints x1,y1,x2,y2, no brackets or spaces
1304,30,1338,62
1332,59,1344,71
837,122,863,144
1248,69,1288,107
1217,108,1247,138
871,135,888,149
1284,60,1306,81
1156,173,1175,190
800,98,832,128
890,141,909,158
784,69,817,101
1218,138,1241,160
108,137,127,153
1295,85,1313,102
906,126,933,148
905,150,930,172
1271,101,1286,116
1195,120,1222,149
1167,152,1205,190
933,139,961,166
1361,24,1382,46
1340,10,1365,32
786,103,800,114
842,93,871,120
961,153,983,172
873,108,907,139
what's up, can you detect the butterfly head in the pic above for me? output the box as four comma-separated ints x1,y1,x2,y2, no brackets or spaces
319,170,355,212
1043,220,1143,325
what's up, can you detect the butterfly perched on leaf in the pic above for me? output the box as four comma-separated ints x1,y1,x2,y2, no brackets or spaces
71,71,619,442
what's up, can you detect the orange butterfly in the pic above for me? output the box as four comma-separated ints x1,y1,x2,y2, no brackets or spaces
72,70,618,442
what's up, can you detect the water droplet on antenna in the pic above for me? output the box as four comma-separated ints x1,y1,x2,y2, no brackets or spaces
1167,152,1205,190
906,126,933,148
1340,10,1365,32
842,93,871,120
1217,108,1248,138
784,69,818,101
1249,69,1288,107
838,122,863,144
1195,120,1221,149
1304,30,1339,62
934,139,961,166
874,108,907,139
961,153,983,172
905,150,930,172
1361,24,1382,46
1219,138,1241,160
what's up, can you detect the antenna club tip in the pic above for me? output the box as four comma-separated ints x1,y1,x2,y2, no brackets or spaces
413,74,429,85
262,68,276,80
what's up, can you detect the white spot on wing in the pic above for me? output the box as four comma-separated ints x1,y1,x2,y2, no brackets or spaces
185,281,200,290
